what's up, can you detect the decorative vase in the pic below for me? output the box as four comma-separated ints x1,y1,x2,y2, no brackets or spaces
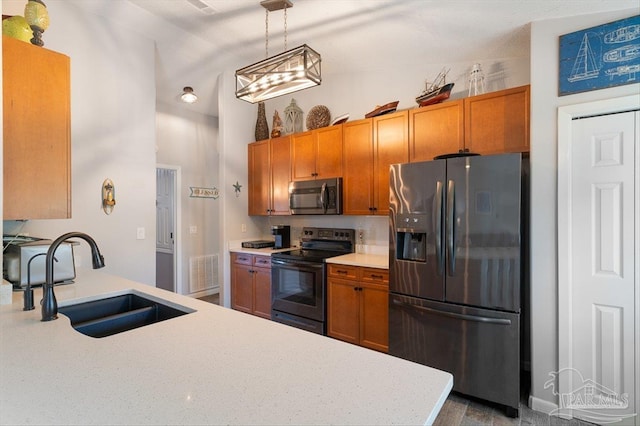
284,99,303,134
255,102,269,141
24,0,50,47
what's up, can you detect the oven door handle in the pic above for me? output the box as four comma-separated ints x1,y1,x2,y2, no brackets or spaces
271,259,325,269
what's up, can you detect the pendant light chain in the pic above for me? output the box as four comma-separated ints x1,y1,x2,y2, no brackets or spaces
265,8,269,58
284,3,288,51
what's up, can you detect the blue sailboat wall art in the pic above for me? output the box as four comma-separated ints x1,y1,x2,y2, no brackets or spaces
559,15,640,96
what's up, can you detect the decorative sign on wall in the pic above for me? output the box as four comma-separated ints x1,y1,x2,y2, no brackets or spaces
190,186,219,199
559,15,640,96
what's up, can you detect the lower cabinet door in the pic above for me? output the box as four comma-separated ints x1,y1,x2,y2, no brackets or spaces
231,264,253,314
327,279,359,344
253,267,272,319
360,286,389,352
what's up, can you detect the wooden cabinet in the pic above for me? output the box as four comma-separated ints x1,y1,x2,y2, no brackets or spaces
409,100,464,162
343,111,408,215
3,35,71,220
409,85,530,161
327,264,389,352
231,253,272,319
464,85,530,154
248,135,291,216
291,125,342,180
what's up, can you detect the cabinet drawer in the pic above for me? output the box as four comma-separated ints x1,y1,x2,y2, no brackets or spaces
328,264,358,280
361,268,389,286
253,255,271,268
232,253,253,266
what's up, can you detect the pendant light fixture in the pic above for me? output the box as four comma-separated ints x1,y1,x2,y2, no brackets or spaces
235,0,321,104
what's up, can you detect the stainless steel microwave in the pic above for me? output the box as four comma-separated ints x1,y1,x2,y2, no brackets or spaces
289,178,342,215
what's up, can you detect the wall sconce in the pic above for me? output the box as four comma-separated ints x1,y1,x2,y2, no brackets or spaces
181,86,198,103
102,179,116,215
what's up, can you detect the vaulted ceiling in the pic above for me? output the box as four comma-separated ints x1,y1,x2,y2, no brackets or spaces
73,0,639,116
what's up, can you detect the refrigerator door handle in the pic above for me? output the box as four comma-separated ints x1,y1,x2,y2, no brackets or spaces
435,180,444,275
392,298,512,325
446,179,456,275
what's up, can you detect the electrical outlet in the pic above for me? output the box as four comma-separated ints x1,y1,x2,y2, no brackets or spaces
241,224,247,233
136,227,145,240
190,226,197,234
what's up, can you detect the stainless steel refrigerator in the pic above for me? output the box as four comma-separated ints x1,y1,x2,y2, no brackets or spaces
388,153,527,417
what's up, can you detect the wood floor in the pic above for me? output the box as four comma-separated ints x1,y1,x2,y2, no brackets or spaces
433,392,593,426
198,293,219,305
197,294,591,426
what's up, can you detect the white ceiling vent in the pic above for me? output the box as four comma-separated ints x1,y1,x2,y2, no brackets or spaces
185,0,217,15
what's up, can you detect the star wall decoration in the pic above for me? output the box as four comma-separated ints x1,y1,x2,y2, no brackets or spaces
233,181,242,197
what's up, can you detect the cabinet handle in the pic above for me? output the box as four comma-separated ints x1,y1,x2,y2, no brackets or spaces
370,274,383,279
336,270,348,275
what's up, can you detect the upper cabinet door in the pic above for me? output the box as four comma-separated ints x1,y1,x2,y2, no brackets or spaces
342,119,374,215
3,36,71,220
291,126,343,180
464,85,530,155
314,125,343,179
291,131,316,180
373,110,409,215
409,100,464,162
248,140,270,216
269,135,291,215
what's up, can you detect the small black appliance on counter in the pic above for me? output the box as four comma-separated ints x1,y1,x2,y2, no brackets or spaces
241,240,275,249
271,225,290,249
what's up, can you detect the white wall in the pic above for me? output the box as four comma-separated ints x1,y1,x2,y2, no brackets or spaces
156,102,220,294
2,1,157,285
529,8,639,412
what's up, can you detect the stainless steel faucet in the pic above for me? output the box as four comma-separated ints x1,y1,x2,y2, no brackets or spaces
41,232,105,321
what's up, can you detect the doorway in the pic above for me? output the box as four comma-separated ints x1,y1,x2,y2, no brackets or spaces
156,166,180,293
558,96,639,425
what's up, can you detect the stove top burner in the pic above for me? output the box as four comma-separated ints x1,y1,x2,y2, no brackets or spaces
272,249,347,263
271,227,355,263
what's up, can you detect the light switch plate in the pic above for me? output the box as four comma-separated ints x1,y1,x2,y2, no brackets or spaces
136,227,145,240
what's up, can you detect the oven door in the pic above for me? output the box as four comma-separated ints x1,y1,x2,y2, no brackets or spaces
271,258,325,322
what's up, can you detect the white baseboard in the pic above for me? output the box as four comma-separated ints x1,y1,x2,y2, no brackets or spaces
529,395,558,415
189,286,219,298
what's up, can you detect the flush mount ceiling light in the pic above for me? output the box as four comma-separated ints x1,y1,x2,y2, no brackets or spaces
235,0,321,103
181,86,198,103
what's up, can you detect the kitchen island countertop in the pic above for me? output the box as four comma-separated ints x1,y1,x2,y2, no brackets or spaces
0,269,451,425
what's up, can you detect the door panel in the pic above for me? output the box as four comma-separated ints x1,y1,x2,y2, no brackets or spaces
566,111,636,422
389,160,446,300
445,154,522,312
389,294,520,412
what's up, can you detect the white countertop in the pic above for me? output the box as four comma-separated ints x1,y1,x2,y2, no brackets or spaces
228,246,296,256
326,252,389,269
0,269,451,425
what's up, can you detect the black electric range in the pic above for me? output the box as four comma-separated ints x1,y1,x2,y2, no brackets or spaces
270,227,355,335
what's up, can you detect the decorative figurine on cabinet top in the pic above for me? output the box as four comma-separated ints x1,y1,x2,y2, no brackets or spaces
284,99,303,134
24,0,50,47
271,110,283,138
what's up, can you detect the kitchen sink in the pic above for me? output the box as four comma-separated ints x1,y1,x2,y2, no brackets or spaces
58,292,194,338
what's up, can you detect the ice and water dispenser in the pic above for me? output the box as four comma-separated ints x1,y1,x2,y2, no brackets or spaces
395,213,427,262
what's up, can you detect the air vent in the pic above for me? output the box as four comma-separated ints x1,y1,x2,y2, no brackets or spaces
186,0,217,15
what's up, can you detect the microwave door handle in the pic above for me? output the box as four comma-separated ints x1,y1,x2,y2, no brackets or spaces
446,179,456,275
320,183,328,213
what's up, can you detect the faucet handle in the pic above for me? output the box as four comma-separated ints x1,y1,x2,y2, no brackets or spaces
23,287,34,311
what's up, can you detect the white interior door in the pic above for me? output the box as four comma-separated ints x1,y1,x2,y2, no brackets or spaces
558,101,638,425
156,168,176,292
